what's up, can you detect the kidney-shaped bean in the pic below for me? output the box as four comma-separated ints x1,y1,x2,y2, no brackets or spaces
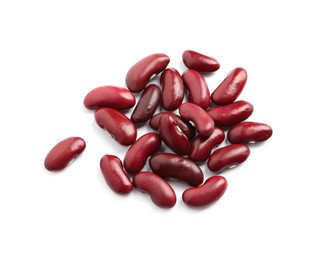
133,171,176,208
125,53,170,92
211,67,247,105
182,176,227,207
207,144,250,173
94,107,137,146
182,50,220,72
44,137,86,171
149,153,204,187
228,122,273,143
83,86,135,110
131,84,161,124
124,132,161,174
100,155,133,194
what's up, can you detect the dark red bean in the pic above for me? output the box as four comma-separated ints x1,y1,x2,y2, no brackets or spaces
149,153,204,187
149,112,195,140
83,86,135,110
133,171,176,208
207,144,250,172
182,50,220,72
207,100,253,127
124,133,161,174
182,69,210,109
94,107,137,146
228,122,273,143
182,176,227,207
158,114,190,155
44,137,86,171
189,128,225,162
160,68,184,111
125,53,170,92
131,84,161,124
211,67,247,105
100,155,133,194
179,102,215,137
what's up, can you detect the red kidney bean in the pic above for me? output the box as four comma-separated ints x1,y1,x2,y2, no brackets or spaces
179,102,215,137
100,155,133,194
94,107,137,146
124,133,161,174
189,128,225,162
182,176,227,207
182,69,210,109
182,50,220,72
131,84,161,124
207,144,250,172
44,137,86,171
149,153,204,187
158,114,190,155
228,122,273,143
133,171,176,208
149,112,195,140
207,100,253,127
83,86,135,110
160,68,184,110
125,53,170,92
211,67,247,105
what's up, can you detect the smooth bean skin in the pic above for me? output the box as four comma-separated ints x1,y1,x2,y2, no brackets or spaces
149,153,204,187
160,68,184,110
207,144,250,172
44,137,86,171
179,102,215,137
125,53,170,92
228,122,273,143
133,171,176,208
182,176,227,207
124,133,161,174
189,128,225,162
207,100,254,127
182,50,220,72
83,86,135,110
211,67,247,105
100,155,133,194
158,114,190,155
149,112,195,140
131,84,161,124
182,70,210,109
94,107,137,146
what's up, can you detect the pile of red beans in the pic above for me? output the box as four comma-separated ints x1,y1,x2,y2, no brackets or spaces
44,51,272,208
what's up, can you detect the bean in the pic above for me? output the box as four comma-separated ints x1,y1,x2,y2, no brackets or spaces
124,133,161,174
207,100,253,127
189,128,225,162
160,68,184,110
94,107,137,146
133,171,176,208
182,50,220,72
158,114,190,155
100,155,133,194
125,53,170,92
207,144,250,172
228,122,273,143
131,84,161,124
182,176,227,207
44,137,86,171
211,67,247,105
83,86,135,110
179,102,215,137
149,153,204,187
182,69,210,109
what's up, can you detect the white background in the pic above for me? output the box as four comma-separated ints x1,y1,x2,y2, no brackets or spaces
1,0,328,259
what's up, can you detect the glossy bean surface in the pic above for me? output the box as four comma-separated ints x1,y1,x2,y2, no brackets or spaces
182,50,220,72
228,122,273,143
149,153,204,187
